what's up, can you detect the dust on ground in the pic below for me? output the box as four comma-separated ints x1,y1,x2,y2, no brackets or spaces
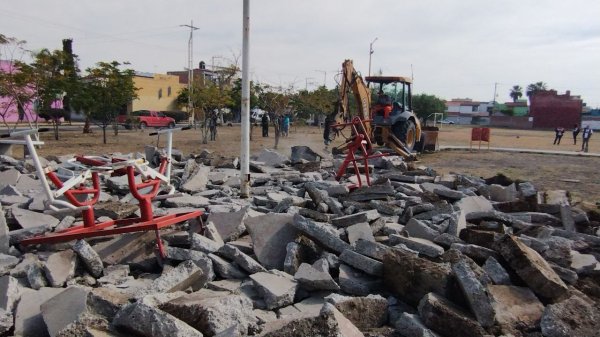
9,123,600,208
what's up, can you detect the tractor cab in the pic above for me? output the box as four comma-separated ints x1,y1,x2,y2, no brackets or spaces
366,76,413,125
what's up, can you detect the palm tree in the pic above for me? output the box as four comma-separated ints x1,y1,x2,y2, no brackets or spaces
526,82,548,98
509,85,523,102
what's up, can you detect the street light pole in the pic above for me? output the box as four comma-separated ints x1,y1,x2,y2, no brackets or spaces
368,37,378,77
181,21,199,125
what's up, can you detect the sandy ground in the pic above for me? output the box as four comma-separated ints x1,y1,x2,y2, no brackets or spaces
6,123,600,208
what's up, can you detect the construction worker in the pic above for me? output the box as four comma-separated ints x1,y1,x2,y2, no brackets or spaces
572,124,580,145
581,125,593,152
261,113,269,137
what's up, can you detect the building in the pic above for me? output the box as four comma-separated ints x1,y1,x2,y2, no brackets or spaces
529,90,582,129
128,72,185,113
444,98,491,124
498,100,529,117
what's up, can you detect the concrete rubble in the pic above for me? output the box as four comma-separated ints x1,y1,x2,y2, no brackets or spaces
0,145,598,337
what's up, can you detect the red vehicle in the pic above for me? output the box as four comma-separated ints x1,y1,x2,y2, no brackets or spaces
117,110,176,129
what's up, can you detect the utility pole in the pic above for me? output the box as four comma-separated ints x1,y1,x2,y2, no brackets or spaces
181,21,199,125
240,0,251,198
492,82,498,114
368,37,378,77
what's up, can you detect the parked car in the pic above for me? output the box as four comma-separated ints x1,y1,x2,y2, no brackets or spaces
117,110,176,129
440,119,455,124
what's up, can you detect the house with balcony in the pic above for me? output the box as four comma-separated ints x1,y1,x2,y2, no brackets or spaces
444,98,491,125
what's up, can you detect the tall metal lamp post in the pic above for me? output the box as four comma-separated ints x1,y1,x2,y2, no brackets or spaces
368,37,378,77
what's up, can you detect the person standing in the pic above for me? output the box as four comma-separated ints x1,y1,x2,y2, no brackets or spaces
209,111,218,141
282,114,290,137
572,124,580,145
553,126,565,145
261,114,269,137
581,125,593,152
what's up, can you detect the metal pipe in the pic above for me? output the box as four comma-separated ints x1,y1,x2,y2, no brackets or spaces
240,0,251,198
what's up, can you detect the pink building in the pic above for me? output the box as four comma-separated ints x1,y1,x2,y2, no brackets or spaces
0,60,63,124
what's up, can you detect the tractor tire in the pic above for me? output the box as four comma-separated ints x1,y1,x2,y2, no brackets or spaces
414,133,426,153
392,120,417,152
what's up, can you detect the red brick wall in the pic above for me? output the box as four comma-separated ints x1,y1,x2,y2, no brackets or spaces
530,90,582,129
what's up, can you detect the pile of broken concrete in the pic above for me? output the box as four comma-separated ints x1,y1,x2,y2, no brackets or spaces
0,145,599,337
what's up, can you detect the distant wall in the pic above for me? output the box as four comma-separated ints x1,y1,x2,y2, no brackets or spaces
530,90,582,129
490,116,533,129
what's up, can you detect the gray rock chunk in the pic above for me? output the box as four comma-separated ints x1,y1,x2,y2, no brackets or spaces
160,291,257,337
0,308,11,335
164,194,210,208
11,206,59,230
250,271,298,310
338,264,381,296
0,253,19,275
452,260,495,328
291,214,351,254
283,242,303,275
208,207,249,242
190,233,223,254
449,242,500,264
0,205,8,254
72,239,104,278
113,302,203,337
0,275,21,312
43,250,77,287
353,239,390,261
346,222,375,244
482,256,511,285
14,287,66,337
389,235,444,258
146,259,214,296
245,214,297,270
331,210,380,228
217,244,266,274
339,249,383,276
180,161,211,193
166,246,211,263
294,262,339,291
26,261,48,289
433,187,466,200
208,253,247,279
394,312,441,337
404,218,439,241
540,295,600,337
40,286,90,337
418,292,486,337
494,234,568,301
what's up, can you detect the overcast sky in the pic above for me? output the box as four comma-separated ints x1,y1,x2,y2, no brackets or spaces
2,1,599,107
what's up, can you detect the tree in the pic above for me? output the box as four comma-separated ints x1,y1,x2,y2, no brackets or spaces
412,93,446,121
526,82,548,98
194,83,232,144
71,61,137,144
290,86,337,126
258,85,294,149
509,85,523,102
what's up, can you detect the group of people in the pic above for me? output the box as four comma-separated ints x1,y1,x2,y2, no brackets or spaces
261,113,290,138
553,124,593,152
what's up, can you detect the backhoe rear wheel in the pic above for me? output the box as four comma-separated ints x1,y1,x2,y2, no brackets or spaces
392,120,417,152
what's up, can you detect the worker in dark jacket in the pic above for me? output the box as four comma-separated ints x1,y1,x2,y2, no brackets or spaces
261,114,269,137
581,125,593,152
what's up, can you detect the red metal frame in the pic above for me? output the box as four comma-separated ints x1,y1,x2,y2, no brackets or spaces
20,157,202,258
334,117,389,189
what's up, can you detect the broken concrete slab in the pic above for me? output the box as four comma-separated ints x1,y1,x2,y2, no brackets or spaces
291,214,351,254
208,253,247,280
540,294,600,337
449,242,500,264
346,222,375,245
163,194,210,208
208,206,249,242
352,239,390,261
43,249,77,287
180,162,211,193
452,260,495,328
321,303,365,337
87,287,130,320
404,218,439,241
250,270,298,310
14,287,66,337
338,264,381,296
26,261,48,290
190,232,223,254
325,293,388,330
331,210,380,228
41,286,90,337
394,312,441,337
494,234,568,301
418,292,486,337
294,262,339,291
0,275,21,312
146,259,214,295
73,239,104,278
487,285,544,336
388,235,444,258
0,253,18,275
113,302,203,337
160,291,257,337
165,246,211,263
254,149,289,167
11,205,59,230
218,244,267,274
339,249,383,276
570,250,599,274
383,249,453,306
244,213,297,270
482,256,511,285
0,205,8,255
92,231,158,270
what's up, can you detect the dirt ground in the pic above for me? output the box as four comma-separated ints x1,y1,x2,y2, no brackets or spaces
7,123,600,208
